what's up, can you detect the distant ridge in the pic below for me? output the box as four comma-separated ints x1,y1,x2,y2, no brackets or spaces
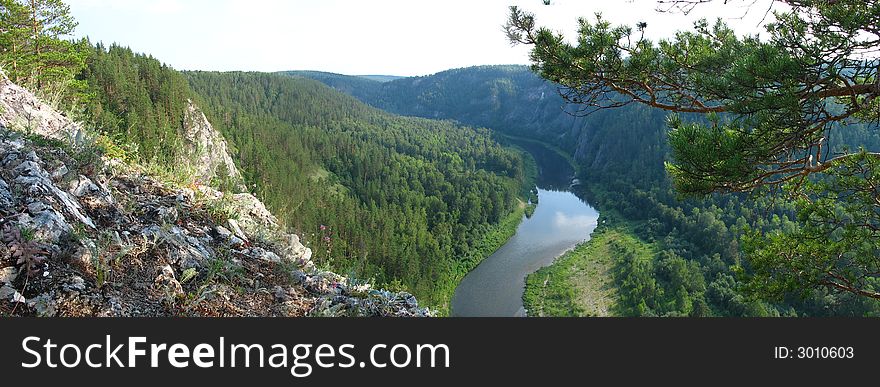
282,71,405,83
356,75,405,83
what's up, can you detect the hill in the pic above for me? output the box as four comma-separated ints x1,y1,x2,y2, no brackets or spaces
184,71,532,312
294,65,672,183
356,75,406,83
0,72,429,317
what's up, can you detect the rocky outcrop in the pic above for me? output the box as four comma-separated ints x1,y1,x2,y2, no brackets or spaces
180,100,243,188
0,74,87,143
0,75,430,317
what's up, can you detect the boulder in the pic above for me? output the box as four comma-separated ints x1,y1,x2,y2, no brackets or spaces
51,165,69,181
0,284,25,303
142,225,213,270
214,225,233,239
230,192,278,232
28,293,57,317
248,247,282,263
25,210,72,243
227,218,248,242
11,158,96,231
69,175,100,197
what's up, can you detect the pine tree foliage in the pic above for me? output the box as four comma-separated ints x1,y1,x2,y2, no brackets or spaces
505,0,880,299
0,0,87,105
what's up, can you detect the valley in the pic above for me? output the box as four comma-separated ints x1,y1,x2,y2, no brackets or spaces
2,0,880,318
301,66,880,317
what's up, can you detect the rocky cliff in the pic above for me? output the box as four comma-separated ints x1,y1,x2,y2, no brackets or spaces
179,100,244,188
0,74,429,317
0,75,86,143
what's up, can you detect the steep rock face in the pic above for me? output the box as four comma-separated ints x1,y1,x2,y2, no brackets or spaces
0,74,86,143
180,100,243,187
0,75,430,317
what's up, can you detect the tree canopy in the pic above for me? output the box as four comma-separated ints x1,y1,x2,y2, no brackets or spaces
506,0,880,299
0,0,87,104
185,71,532,311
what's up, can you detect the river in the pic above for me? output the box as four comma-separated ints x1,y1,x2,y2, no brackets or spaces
451,139,599,317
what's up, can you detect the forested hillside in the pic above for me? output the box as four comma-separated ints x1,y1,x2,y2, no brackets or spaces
300,66,880,316
76,51,538,312
290,66,672,183
0,0,439,317
76,44,193,165
2,0,534,313
184,71,532,311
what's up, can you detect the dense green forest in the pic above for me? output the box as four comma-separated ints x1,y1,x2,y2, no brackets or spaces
300,65,880,316
77,43,193,165
182,71,532,311
74,52,536,312
290,66,672,183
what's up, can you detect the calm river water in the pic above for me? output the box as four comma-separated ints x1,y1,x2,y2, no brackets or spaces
451,140,599,317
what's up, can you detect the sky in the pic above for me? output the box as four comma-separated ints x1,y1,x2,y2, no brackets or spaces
64,0,783,77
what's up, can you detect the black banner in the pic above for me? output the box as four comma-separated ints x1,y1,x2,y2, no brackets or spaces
0,318,874,384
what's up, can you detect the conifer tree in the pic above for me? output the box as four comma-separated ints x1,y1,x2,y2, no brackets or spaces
505,0,880,299
0,0,86,103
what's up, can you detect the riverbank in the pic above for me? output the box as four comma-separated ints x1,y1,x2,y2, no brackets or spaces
433,200,532,315
522,217,634,316
523,204,661,317
430,145,540,315
452,134,600,316
494,132,580,176
452,188,598,316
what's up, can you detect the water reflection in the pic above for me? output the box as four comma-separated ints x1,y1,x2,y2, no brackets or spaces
554,211,598,229
451,188,599,317
451,136,600,317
